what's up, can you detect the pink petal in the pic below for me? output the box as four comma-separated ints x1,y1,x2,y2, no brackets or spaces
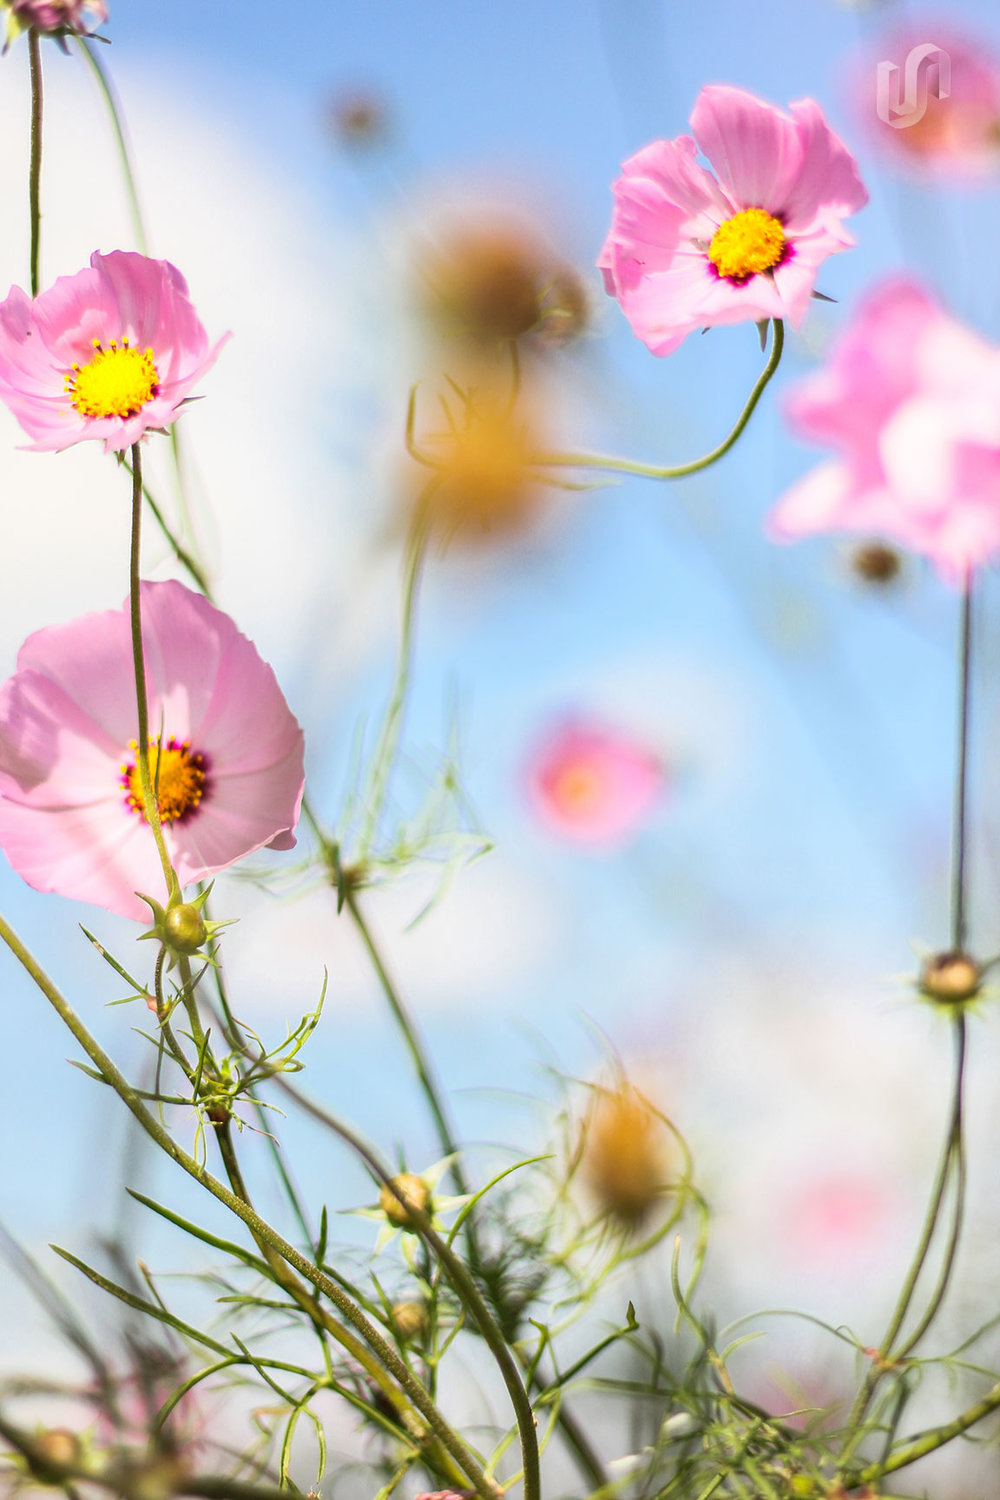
691,85,807,212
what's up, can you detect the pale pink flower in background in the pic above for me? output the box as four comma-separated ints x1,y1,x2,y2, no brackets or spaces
770,277,1000,583
527,720,665,846
854,28,1000,179
0,251,227,453
598,84,867,356
0,581,305,920
8,0,108,34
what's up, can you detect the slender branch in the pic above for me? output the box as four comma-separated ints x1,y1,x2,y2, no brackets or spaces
531,319,784,482
27,28,43,297
128,445,175,895
856,1381,1000,1486
0,914,496,1500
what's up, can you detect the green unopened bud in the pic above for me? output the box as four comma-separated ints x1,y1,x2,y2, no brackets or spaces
31,1428,81,1479
391,1299,428,1342
163,902,207,954
137,877,234,965
379,1172,430,1228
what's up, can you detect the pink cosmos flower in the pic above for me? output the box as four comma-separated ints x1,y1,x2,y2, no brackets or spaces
0,581,305,920
0,251,227,453
598,84,868,356
526,720,665,847
855,28,1000,180
8,0,108,34
770,277,1000,583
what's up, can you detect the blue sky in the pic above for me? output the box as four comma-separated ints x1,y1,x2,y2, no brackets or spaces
3,0,1000,1471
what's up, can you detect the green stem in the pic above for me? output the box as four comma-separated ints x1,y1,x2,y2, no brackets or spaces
840,1016,966,1464
532,319,784,482
127,445,175,896
268,1073,541,1500
121,454,213,597
77,36,148,253
856,1381,1000,1486
27,28,43,297
0,913,494,1499
951,573,973,952
359,511,430,854
344,884,465,1194
895,1021,966,1358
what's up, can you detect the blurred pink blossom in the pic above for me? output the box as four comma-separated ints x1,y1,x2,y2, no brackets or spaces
598,84,867,356
857,28,1000,179
0,581,304,919
0,251,227,453
9,0,107,34
771,277,1000,583
526,721,665,846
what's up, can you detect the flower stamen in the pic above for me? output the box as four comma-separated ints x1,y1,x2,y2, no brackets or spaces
121,738,207,824
65,337,160,420
707,207,787,283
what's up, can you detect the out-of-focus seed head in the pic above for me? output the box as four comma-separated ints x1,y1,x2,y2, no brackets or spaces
328,88,389,148
422,226,546,340
581,1081,674,1228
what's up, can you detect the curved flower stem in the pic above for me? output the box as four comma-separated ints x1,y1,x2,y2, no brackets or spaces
77,36,148,253
0,912,494,1500
127,445,175,897
530,318,784,482
27,29,43,297
265,1072,541,1500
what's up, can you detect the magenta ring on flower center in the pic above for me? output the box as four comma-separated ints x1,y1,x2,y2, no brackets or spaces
119,737,211,825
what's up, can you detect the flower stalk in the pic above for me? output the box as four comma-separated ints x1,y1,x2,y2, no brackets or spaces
533,319,783,481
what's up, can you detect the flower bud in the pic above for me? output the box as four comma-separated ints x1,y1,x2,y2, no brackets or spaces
849,541,901,585
919,950,982,1005
31,1428,81,1476
391,1299,428,1342
163,901,208,955
378,1171,430,1228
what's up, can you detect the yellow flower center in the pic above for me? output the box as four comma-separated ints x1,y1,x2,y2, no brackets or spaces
121,738,207,824
65,338,160,419
707,207,786,283
554,764,605,812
